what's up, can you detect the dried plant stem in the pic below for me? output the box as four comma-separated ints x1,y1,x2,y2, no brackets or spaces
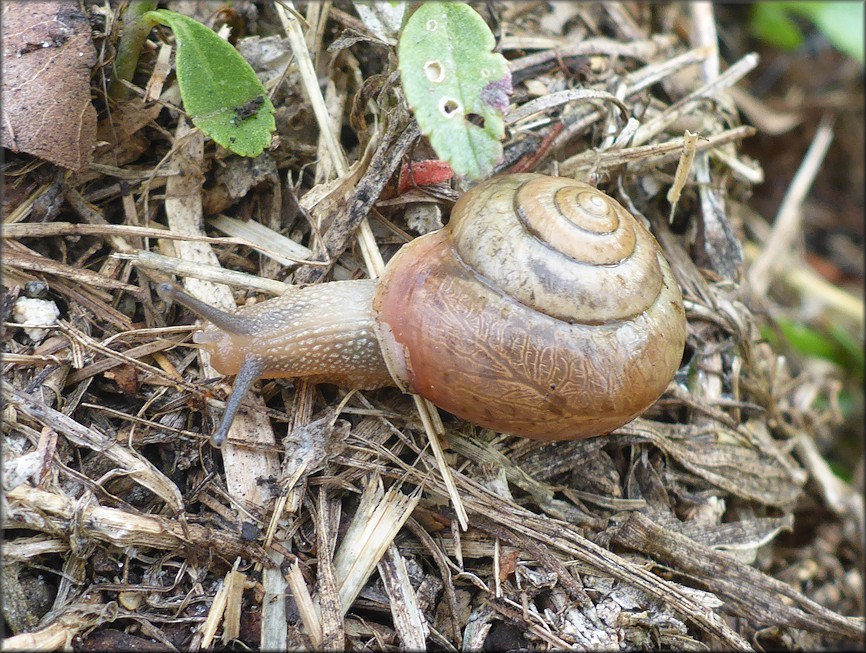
378,544,429,648
689,2,720,81
129,250,291,295
1,609,102,651
631,52,760,146
560,125,754,178
743,243,863,326
4,485,268,563
748,116,835,296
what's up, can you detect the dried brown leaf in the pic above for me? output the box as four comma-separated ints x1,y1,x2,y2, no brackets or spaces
1,0,97,170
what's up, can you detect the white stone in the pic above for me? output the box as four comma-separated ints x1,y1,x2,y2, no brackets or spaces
12,297,60,341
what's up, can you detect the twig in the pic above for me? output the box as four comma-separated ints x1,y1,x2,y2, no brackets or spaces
742,242,863,326
748,116,835,296
123,250,291,295
631,52,760,146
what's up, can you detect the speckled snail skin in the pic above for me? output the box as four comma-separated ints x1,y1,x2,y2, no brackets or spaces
157,173,687,446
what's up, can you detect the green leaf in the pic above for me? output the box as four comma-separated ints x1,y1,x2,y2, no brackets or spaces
144,10,275,157
776,319,840,362
826,322,866,381
398,3,512,179
765,318,865,382
750,2,864,64
786,2,865,64
749,4,805,51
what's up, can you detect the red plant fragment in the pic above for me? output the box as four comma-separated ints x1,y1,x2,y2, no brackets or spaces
398,160,454,193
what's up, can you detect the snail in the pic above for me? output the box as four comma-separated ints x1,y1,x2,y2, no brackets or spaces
157,173,687,446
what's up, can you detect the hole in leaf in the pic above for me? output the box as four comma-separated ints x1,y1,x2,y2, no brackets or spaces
426,19,438,31
465,113,485,128
439,98,461,118
424,61,445,83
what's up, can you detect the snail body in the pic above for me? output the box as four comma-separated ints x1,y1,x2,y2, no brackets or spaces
159,174,686,445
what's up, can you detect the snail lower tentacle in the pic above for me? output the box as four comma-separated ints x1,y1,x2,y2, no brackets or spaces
210,355,265,447
159,173,687,443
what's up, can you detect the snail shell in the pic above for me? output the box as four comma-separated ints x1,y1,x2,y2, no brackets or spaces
373,174,686,440
159,173,686,444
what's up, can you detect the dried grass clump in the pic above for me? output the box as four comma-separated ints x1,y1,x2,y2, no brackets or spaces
3,3,862,651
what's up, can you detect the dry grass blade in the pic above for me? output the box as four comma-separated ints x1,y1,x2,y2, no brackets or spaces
2,244,139,292
748,116,835,295
329,480,421,615
128,249,291,295
206,214,320,266
286,560,322,647
199,573,230,649
506,88,629,125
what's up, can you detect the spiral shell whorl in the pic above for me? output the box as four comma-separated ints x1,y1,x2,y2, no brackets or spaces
449,174,664,324
532,183,635,264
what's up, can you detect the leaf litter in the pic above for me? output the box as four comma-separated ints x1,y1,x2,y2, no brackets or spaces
2,2,863,651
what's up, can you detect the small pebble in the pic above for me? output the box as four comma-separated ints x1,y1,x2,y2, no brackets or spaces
12,296,60,342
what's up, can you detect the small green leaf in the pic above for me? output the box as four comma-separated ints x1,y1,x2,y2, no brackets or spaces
776,319,840,362
786,2,865,64
749,4,805,51
826,322,865,381
144,10,275,157
750,2,864,64
764,318,865,382
398,3,512,179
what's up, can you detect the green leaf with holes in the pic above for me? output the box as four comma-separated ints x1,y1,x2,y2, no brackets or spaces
398,3,512,179
144,10,275,157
